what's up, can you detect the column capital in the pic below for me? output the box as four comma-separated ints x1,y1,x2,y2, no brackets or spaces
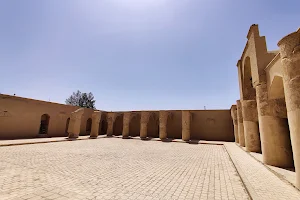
230,105,238,125
278,28,300,60
70,108,84,120
92,111,102,124
278,29,300,112
241,100,258,122
141,111,151,124
236,100,243,123
256,83,287,117
123,112,131,122
159,111,171,122
107,112,118,123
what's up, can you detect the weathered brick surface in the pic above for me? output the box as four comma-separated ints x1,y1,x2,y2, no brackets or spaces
0,138,248,200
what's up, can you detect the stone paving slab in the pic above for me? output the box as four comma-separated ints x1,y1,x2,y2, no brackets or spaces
0,138,248,200
225,143,300,200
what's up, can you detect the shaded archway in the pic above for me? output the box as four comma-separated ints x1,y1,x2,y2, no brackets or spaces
65,118,70,136
166,111,182,139
268,75,294,169
129,114,140,137
269,76,285,100
39,114,50,135
113,115,123,136
243,57,256,100
147,113,159,138
86,118,92,135
99,113,108,135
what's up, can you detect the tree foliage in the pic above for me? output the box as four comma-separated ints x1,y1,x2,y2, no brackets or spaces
65,90,96,109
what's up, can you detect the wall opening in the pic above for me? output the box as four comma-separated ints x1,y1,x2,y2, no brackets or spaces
113,115,123,136
129,114,140,137
166,112,182,139
243,57,256,100
269,76,285,100
99,113,107,135
65,118,70,136
86,118,92,134
39,114,50,135
100,118,108,135
271,77,294,169
147,114,159,138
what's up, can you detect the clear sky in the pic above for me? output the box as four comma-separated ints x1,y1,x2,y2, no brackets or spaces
0,0,299,111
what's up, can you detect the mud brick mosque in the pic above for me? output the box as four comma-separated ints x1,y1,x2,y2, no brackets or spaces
1,24,300,189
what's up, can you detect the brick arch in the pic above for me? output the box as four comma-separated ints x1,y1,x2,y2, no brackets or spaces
86,118,92,134
147,113,159,138
269,75,285,100
167,111,182,139
99,113,108,135
129,114,140,137
113,114,123,136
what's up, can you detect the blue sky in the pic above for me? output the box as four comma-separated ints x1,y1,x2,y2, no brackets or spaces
0,0,299,111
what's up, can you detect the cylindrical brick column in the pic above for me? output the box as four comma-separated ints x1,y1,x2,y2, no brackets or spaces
159,111,169,140
122,112,131,139
106,113,115,137
90,111,102,139
230,105,239,144
237,100,245,147
68,108,84,139
182,111,191,141
140,112,150,139
278,29,300,188
242,100,261,152
256,82,294,168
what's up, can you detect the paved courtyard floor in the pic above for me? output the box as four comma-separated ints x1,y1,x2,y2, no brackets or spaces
0,138,249,200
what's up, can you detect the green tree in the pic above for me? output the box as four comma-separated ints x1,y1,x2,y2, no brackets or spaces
65,90,96,109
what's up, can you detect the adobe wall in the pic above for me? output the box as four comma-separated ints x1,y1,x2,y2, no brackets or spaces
190,110,234,141
0,94,234,142
0,94,95,139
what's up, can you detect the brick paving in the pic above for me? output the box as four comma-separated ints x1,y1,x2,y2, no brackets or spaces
225,143,300,200
0,138,248,200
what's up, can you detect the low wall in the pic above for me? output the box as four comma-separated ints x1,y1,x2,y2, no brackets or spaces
0,94,94,139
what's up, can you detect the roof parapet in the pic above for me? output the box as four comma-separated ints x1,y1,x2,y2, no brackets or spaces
247,24,259,39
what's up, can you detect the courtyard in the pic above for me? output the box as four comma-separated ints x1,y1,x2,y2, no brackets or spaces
0,138,249,200
1,138,300,200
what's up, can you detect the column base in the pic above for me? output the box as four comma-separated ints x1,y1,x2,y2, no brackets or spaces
68,133,79,139
287,109,300,189
238,122,245,147
234,125,239,144
259,115,294,168
244,121,261,153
